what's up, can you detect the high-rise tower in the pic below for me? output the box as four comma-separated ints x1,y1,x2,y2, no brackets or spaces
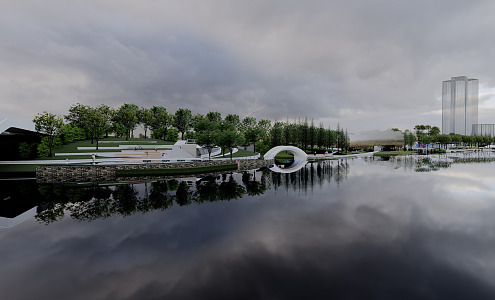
442,76,478,135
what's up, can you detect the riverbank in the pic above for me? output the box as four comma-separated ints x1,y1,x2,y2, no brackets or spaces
36,159,273,183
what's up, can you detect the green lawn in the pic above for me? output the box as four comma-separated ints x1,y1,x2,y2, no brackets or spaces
53,138,175,154
374,151,416,157
274,151,294,160
215,149,258,159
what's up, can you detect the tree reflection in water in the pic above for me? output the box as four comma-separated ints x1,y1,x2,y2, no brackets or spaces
31,160,351,225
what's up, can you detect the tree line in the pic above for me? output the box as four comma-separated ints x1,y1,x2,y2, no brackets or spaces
401,124,495,151
31,103,350,159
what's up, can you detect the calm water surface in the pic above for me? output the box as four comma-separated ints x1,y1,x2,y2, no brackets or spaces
2,157,495,299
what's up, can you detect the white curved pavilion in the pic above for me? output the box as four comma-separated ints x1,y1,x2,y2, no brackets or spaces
264,145,308,174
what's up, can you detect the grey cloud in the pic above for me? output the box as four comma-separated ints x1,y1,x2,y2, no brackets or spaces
3,0,495,131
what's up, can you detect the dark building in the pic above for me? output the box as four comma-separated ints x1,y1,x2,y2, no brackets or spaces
0,112,41,160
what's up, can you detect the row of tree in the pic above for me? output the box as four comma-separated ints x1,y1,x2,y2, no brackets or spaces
401,124,495,150
33,104,350,158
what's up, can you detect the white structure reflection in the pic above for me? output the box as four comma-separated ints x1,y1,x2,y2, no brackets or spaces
0,207,37,229
268,160,307,174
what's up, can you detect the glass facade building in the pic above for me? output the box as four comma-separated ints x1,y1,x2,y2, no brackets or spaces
472,124,495,136
442,76,478,135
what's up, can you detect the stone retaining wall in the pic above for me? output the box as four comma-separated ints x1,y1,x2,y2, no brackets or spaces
36,159,273,183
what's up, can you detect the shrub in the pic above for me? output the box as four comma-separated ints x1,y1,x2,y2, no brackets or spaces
18,142,38,160
166,128,179,142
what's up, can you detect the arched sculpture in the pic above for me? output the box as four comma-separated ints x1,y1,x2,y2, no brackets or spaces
264,146,308,174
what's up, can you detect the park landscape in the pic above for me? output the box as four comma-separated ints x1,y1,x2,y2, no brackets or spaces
5,1,495,299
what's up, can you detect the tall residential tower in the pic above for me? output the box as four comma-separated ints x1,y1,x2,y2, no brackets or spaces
442,76,478,135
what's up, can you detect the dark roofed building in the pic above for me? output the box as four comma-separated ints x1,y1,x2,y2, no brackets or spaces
0,112,41,160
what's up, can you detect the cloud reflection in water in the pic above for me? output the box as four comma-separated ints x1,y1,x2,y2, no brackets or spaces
1,159,495,299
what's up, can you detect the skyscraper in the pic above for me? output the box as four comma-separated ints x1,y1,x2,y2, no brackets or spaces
442,76,478,135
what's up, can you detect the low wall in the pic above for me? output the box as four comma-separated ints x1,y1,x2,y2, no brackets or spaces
36,159,273,183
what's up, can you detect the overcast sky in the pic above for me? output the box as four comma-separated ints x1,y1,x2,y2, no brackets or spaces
2,0,495,133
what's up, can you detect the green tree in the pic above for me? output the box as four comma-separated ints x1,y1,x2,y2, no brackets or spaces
33,111,64,157
257,119,272,140
436,134,451,149
462,135,474,147
206,111,222,123
224,114,240,130
115,104,139,140
326,127,336,150
215,129,245,160
190,113,205,129
269,121,284,147
283,118,291,145
288,122,299,145
150,106,170,141
429,126,440,136
336,123,344,151
196,120,218,160
239,116,256,134
65,103,99,142
308,119,316,150
65,103,90,139
414,125,427,142
403,130,417,150
421,135,434,154
87,105,112,150
482,135,492,148
449,133,462,147
240,118,269,153
299,118,309,151
60,123,86,144
138,107,153,139
166,128,179,142
174,108,192,140
317,122,325,149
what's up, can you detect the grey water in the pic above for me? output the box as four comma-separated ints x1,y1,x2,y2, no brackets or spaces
2,156,495,299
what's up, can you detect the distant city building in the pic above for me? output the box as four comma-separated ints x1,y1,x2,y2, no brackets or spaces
442,76,478,135
349,130,404,149
472,124,495,136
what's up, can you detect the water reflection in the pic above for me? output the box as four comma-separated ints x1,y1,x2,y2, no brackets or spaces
0,160,348,225
4,153,494,226
2,158,495,299
0,160,351,225
366,151,495,172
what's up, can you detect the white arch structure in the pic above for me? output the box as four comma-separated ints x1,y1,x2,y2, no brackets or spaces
264,145,308,174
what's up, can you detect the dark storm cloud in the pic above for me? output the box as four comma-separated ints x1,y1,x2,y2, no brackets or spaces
3,0,495,130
